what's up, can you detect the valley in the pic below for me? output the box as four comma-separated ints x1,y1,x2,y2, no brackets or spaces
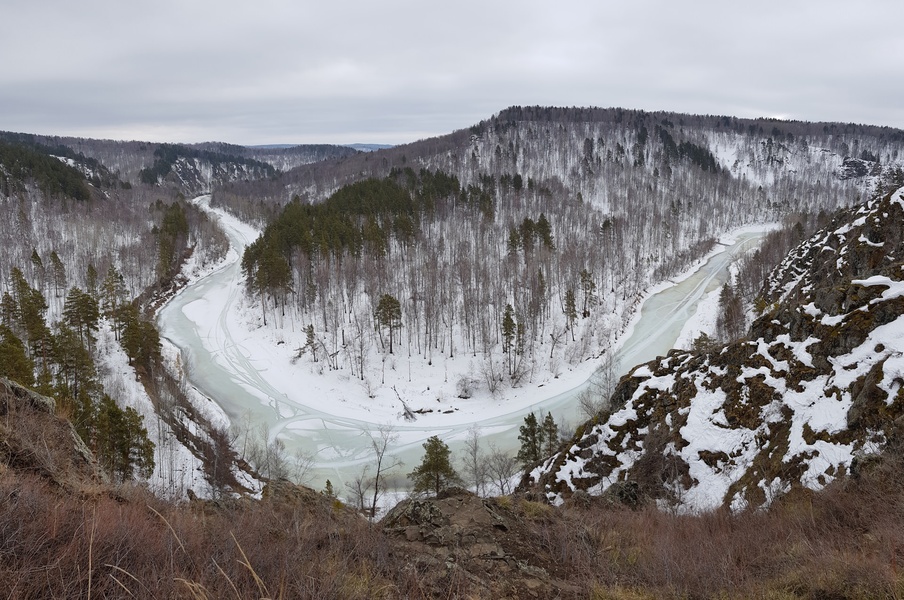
3,106,904,598
158,195,774,492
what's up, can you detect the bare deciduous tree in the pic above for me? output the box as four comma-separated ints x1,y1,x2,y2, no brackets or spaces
461,424,488,496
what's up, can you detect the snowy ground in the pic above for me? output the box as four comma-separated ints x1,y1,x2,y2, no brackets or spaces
93,205,262,500
156,195,775,495
95,322,207,498
535,185,904,513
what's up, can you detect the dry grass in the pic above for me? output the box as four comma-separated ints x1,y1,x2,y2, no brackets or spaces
0,472,405,599
539,451,904,599
4,437,904,598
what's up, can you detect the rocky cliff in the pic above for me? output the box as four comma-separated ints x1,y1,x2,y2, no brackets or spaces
0,377,103,490
526,180,904,512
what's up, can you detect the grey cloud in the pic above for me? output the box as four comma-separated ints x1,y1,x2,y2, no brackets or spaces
2,0,903,144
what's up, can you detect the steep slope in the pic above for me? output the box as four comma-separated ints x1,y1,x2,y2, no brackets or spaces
0,377,102,490
217,106,901,215
194,141,360,172
527,176,904,512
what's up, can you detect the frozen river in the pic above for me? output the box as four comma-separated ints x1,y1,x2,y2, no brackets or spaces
159,196,768,493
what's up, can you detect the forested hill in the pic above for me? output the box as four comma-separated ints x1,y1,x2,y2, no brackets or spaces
217,105,904,318
215,105,904,217
0,130,358,195
228,107,904,410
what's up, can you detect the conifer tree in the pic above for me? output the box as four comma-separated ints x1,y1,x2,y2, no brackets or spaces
0,325,34,385
49,251,66,299
409,435,460,496
541,412,560,456
535,213,555,250
374,293,402,354
96,394,155,481
716,283,744,341
579,268,597,317
303,324,317,362
564,289,578,340
63,287,100,345
85,264,98,299
120,304,161,370
101,265,127,338
53,322,98,411
1,292,19,330
30,249,45,290
10,268,53,370
507,227,521,256
517,412,545,467
501,303,516,354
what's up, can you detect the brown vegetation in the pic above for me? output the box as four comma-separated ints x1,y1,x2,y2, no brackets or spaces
0,476,400,599
3,418,904,599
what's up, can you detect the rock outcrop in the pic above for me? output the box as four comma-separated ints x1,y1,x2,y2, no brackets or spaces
0,377,103,488
527,181,904,512
381,488,581,598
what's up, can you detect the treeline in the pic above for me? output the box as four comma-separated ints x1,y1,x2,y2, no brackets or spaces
490,105,904,147
139,143,277,185
194,141,360,171
0,140,92,201
243,169,459,265
213,103,890,227
0,132,130,191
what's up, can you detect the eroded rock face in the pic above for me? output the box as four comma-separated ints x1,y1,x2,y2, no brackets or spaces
381,488,581,598
0,377,103,488
527,183,904,512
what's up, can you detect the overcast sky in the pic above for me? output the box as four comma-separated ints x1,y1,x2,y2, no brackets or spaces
2,0,903,146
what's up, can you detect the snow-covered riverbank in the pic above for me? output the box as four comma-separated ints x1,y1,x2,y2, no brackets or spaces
158,195,773,492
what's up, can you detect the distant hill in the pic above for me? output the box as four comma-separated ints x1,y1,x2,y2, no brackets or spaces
346,143,394,152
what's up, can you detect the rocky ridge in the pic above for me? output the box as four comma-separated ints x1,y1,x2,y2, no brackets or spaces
0,377,103,489
527,180,904,512
381,488,582,598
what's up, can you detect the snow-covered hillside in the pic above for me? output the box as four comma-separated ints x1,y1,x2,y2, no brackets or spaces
527,179,904,512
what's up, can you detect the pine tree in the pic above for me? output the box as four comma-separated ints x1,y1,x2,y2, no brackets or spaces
10,267,31,312
564,289,577,340
374,293,402,354
96,394,155,481
517,412,545,467
30,249,45,290
10,269,53,371
501,303,516,354
1,292,19,330
52,322,98,412
541,412,559,456
0,325,35,385
245,241,291,326
120,304,161,370
579,268,597,317
507,227,521,256
303,324,317,362
63,287,100,345
408,435,460,496
49,251,66,300
85,264,98,299
535,213,555,250
101,265,127,338
716,283,744,341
